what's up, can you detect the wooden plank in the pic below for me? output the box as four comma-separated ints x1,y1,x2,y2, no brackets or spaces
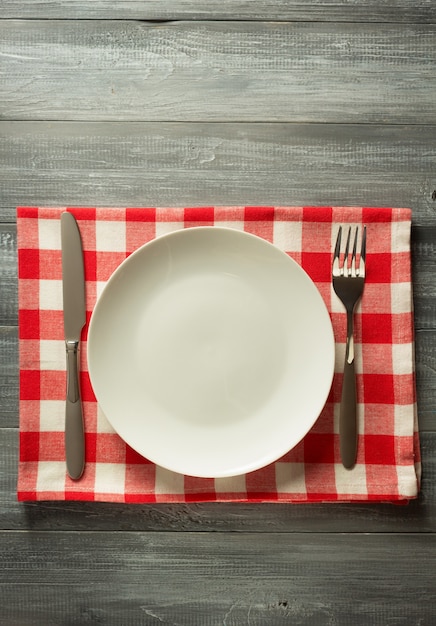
1,21,435,123
412,225,436,330
0,328,18,425
1,530,435,624
1,428,433,531
1,121,435,224
0,226,17,327
416,331,436,431
1,0,435,22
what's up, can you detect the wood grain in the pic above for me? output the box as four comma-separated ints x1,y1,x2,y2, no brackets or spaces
1,21,435,123
1,530,435,625
0,226,17,325
2,0,435,22
0,328,17,425
1,122,435,224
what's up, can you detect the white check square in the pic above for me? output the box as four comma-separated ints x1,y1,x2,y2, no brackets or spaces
275,462,307,494
40,279,62,311
273,220,302,253
39,218,62,250
39,400,64,431
391,220,411,253
335,463,368,496
40,340,64,371
36,461,66,492
394,405,415,437
392,343,414,375
396,465,420,498
215,474,246,494
155,222,183,238
391,282,413,314
96,220,126,252
94,462,126,494
155,466,185,495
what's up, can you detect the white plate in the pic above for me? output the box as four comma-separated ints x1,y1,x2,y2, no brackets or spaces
88,227,335,478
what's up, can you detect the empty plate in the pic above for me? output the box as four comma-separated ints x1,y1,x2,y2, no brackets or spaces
87,227,335,477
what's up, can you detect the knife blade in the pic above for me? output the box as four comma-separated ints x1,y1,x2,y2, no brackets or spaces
61,211,86,479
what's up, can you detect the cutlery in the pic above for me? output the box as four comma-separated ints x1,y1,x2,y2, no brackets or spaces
332,225,366,469
61,212,86,479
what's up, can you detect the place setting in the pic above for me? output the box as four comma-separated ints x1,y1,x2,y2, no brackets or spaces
17,205,420,503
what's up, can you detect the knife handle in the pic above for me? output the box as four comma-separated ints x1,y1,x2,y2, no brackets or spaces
65,340,85,479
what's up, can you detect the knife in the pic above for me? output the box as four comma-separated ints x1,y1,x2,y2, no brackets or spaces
61,211,86,479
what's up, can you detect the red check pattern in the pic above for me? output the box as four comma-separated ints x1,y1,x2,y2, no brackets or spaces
17,206,420,502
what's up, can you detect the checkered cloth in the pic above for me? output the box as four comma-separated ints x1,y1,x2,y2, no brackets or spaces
17,206,420,502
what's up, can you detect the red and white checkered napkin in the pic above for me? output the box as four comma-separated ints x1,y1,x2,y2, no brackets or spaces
17,206,420,502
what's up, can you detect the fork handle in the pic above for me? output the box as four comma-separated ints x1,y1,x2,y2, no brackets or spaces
340,340,358,469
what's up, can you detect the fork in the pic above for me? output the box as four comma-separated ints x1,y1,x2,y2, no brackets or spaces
332,225,366,469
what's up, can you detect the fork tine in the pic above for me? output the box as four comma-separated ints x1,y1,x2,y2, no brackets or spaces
344,227,352,275
359,225,367,277
361,226,367,262
352,227,358,258
334,226,342,260
351,227,358,276
333,226,342,274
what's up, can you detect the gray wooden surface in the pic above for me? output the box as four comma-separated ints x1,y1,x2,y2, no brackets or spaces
1,2,435,624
